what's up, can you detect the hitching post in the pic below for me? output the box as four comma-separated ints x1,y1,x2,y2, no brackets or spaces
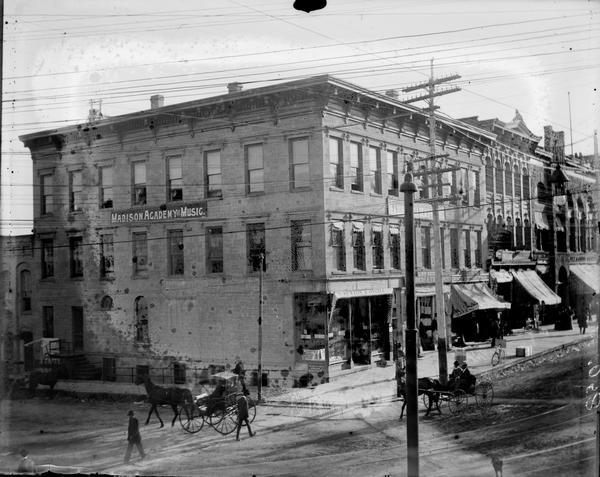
401,170,419,477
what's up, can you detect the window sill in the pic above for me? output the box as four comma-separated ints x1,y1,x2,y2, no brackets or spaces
369,192,383,198
205,195,223,201
350,189,364,195
372,268,385,274
329,186,344,192
352,270,367,275
331,271,347,275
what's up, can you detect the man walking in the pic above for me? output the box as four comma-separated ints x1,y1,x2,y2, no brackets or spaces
236,389,255,441
124,410,146,464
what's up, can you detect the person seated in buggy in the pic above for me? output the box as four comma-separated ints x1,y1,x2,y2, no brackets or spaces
448,361,476,393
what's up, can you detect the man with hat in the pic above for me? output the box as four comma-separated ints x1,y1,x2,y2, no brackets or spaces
124,410,146,464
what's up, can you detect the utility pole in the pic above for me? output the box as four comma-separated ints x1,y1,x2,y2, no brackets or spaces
257,252,264,402
594,130,600,477
403,60,461,386
400,168,419,477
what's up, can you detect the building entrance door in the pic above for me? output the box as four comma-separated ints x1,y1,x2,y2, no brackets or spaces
72,306,84,351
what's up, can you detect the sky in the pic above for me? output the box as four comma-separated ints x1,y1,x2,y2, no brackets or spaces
2,0,599,235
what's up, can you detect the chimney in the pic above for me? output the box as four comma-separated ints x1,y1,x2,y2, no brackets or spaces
227,82,243,94
150,94,164,109
385,89,399,99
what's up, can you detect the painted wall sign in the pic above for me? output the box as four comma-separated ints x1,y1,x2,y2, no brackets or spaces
110,201,207,224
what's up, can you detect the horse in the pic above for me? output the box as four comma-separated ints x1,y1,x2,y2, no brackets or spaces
398,372,443,420
134,375,194,428
28,367,67,397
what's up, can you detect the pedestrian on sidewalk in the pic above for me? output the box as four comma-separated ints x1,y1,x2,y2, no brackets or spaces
235,389,255,441
124,410,146,464
578,308,589,334
491,455,503,476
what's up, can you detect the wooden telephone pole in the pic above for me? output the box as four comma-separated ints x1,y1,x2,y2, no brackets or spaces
403,60,461,387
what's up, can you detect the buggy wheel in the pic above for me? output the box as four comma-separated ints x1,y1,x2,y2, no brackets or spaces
210,405,238,435
421,392,433,412
179,403,204,433
447,389,468,415
474,381,494,410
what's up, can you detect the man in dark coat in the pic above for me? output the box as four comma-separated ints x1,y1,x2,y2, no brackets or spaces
124,410,146,464
236,389,255,441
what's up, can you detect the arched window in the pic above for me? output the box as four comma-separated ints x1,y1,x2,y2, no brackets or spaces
516,218,523,248
504,162,513,196
100,295,113,310
524,218,531,249
514,165,521,198
485,157,494,192
19,269,32,312
522,168,530,199
494,159,503,194
569,216,577,252
135,296,149,343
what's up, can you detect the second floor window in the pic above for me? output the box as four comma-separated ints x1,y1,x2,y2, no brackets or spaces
475,230,482,268
41,239,54,278
369,146,382,194
206,227,224,273
473,170,481,207
332,223,346,271
99,166,113,208
387,150,399,195
20,270,32,312
421,226,431,269
329,137,343,189
350,142,363,192
70,236,84,277
485,158,493,193
69,170,83,212
495,159,503,194
42,306,54,338
205,150,222,198
100,234,114,278
132,232,148,276
450,228,459,269
505,163,513,196
168,155,183,202
247,223,266,272
133,162,147,205
352,222,365,270
40,173,53,215
372,224,384,269
168,230,184,275
523,170,530,199
464,230,472,268
291,220,312,271
246,144,264,194
290,138,310,189
390,225,401,270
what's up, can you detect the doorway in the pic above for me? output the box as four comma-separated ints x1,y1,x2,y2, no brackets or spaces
72,306,84,351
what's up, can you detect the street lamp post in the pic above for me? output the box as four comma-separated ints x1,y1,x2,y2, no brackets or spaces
401,170,419,477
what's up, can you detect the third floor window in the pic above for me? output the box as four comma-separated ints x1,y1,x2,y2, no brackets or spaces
205,150,222,198
69,236,84,277
69,170,83,212
246,144,264,194
132,162,147,205
350,142,363,192
290,138,310,189
369,146,382,195
99,166,113,209
387,150,399,196
167,155,183,202
329,137,344,189
40,173,54,215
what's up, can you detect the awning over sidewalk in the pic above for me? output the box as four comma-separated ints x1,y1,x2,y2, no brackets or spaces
511,269,561,305
490,269,513,283
450,283,511,318
569,264,600,295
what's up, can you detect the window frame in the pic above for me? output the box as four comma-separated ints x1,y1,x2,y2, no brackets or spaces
245,143,265,195
41,239,54,278
387,150,399,196
69,236,84,278
450,228,460,269
40,173,54,215
332,225,346,272
421,225,431,269
390,226,401,270
349,142,363,192
464,229,472,268
204,149,223,198
69,170,83,212
329,137,344,189
132,161,147,206
167,229,184,276
132,231,148,276
247,223,266,272
206,226,224,274
167,154,183,202
99,166,113,209
289,137,310,190
100,234,115,279
372,226,384,270
42,306,54,338
352,225,366,271
291,220,312,271
369,146,382,195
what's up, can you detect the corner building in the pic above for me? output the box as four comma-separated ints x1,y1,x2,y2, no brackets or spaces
21,75,494,386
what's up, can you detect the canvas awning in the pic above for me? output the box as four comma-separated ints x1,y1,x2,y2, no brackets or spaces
511,269,561,305
450,283,511,318
569,264,600,295
490,269,513,283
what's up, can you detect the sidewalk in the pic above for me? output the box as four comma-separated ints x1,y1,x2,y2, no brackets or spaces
263,324,594,408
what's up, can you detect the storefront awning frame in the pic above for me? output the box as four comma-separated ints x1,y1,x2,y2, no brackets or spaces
450,282,511,318
511,269,561,305
569,264,600,295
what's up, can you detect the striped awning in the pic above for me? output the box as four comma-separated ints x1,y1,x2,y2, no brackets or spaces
569,264,600,295
451,283,511,318
511,269,561,305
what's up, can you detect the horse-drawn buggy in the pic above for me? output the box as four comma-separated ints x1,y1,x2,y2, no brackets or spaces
178,371,256,435
398,364,494,419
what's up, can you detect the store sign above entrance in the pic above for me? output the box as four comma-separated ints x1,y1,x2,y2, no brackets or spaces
332,288,394,299
110,201,207,224
387,197,433,220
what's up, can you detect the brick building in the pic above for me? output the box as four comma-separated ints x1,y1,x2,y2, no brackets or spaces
20,75,562,386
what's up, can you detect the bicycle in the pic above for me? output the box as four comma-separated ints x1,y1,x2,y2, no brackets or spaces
491,343,506,367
